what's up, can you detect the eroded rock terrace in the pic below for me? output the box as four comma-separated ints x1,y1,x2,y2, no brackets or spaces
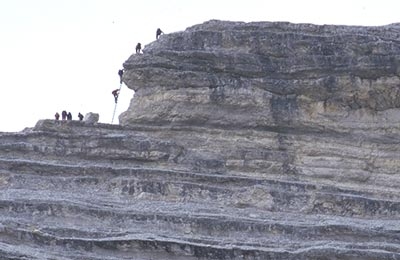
1,20,400,259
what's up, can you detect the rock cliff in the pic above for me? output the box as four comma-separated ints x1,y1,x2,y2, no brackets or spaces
1,20,400,259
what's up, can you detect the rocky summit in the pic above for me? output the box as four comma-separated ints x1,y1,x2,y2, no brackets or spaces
1,20,400,260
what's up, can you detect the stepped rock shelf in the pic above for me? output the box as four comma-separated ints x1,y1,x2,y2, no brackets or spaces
2,20,400,259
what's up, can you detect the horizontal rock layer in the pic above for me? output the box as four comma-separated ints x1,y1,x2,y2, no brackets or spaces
1,20,400,259
1,118,400,259
121,20,400,132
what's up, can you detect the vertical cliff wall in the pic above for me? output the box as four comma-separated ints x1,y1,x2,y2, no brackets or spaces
121,20,400,132
1,20,400,259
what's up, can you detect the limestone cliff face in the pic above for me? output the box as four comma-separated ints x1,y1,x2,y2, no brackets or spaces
121,20,400,131
1,20,400,260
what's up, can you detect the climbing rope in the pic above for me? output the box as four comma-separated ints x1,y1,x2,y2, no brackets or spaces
111,83,123,124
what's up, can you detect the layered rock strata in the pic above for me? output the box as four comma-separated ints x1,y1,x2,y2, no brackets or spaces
121,20,400,132
1,20,400,259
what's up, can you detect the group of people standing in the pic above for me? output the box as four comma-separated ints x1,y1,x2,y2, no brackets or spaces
55,111,84,121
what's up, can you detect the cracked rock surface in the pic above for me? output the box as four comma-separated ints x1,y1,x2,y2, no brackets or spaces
1,20,400,259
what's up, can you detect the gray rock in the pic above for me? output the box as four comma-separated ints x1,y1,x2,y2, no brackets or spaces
84,112,99,124
121,20,400,133
1,20,400,259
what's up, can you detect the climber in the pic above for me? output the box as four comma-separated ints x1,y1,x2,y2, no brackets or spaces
156,28,163,39
67,112,72,120
112,89,120,103
61,110,67,120
78,112,84,121
54,112,60,120
118,69,124,84
136,43,141,54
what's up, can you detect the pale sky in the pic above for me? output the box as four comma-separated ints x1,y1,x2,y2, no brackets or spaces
0,0,399,132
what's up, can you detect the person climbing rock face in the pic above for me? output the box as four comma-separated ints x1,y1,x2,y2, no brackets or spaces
136,43,141,53
112,89,120,103
156,28,163,39
118,69,123,84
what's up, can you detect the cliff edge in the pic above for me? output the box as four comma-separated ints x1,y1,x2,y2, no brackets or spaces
121,20,400,132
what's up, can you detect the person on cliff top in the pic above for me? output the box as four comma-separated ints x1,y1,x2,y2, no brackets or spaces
54,112,60,120
156,28,163,39
61,110,67,120
112,89,120,103
67,112,72,120
78,112,84,121
118,69,123,84
136,43,141,54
